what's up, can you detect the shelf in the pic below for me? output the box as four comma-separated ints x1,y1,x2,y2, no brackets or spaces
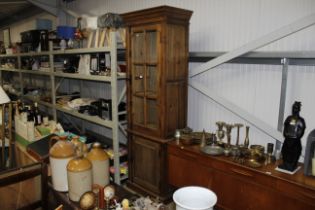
55,105,113,128
0,54,18,58
20,69,52,76
54,72,126,81
0,51,50,58
52,47,111,55
23,95,54,108
0,47,116,57
19,52,50,57
54,72,112,82
0,68,20,72
0,68,127,80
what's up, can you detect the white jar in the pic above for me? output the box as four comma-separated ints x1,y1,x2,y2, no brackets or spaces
67,156,92,202
49,135,75,192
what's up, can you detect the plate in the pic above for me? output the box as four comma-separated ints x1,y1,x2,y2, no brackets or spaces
200,145,224,156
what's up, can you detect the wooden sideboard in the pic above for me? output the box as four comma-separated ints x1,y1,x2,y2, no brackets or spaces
167,140,315,210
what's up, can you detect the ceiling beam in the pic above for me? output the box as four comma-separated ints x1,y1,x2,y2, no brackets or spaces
0,1,28,5
27,0,57,16
0,5,43,28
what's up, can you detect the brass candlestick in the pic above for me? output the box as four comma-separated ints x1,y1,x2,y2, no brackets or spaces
244,126,250,148
216,121,226,147
234,123,243,146
224,124,234,156
225,124,234,148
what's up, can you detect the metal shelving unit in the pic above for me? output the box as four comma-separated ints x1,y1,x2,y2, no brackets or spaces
0,31,125,184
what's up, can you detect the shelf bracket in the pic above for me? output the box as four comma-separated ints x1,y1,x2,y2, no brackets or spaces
118,86,126,104
118,122,127,137
55,77,64,92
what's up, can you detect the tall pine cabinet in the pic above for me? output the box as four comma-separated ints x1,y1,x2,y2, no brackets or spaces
122,6,192,200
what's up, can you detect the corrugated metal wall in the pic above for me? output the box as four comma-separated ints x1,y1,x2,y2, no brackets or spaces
63,0,315,154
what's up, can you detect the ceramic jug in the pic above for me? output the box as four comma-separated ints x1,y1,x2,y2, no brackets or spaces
86,142,110,187
49,135,75,192
67,155,92,201
71,135,88,156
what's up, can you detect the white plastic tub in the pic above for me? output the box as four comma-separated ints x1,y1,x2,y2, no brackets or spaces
173,186,217,210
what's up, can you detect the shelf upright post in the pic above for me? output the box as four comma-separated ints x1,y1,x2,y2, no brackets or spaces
110,30,120,185
17,55,23,98
49,41,57,121
276,58,289,150
0,61,2,86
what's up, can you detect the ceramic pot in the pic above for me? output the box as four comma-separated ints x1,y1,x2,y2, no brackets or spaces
67,156,92,201
86,142,110,187
71,135,88,156
49,135,75,192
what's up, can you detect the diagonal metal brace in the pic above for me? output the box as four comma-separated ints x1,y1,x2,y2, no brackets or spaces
190,12,315,78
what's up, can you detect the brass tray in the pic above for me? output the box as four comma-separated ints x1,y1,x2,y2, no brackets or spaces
200,145,224,156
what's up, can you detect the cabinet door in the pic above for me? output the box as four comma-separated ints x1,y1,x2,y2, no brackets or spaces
168,148,212,188
130,26,160,133
130,135,162,193
212,169,277,210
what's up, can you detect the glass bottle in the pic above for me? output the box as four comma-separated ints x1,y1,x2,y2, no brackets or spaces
33,102,42,125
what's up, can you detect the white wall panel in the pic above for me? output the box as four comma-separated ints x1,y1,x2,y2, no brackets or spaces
189,63,282,147
62,0,315,51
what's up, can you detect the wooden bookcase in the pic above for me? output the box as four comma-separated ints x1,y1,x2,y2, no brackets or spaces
122,6,192,200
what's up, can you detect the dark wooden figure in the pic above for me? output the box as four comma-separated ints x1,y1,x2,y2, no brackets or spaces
279,101,306,171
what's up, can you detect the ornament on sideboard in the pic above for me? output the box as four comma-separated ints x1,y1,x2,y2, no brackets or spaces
303,129,315,176
243,126,250,148
279,101,306,172
234,123,243,147
216,121,225,147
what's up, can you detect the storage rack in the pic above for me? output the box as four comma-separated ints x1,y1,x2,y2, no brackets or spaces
0,31,126,184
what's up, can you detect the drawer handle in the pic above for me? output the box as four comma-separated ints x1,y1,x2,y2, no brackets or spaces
232,168,253,177
300,191,315,199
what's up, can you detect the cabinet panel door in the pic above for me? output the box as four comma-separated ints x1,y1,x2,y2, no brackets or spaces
131,136,161,193
130,26,160,133
168,153,212,188
212,170,276,210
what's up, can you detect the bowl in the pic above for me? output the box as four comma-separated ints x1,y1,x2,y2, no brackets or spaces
201,145,224,156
